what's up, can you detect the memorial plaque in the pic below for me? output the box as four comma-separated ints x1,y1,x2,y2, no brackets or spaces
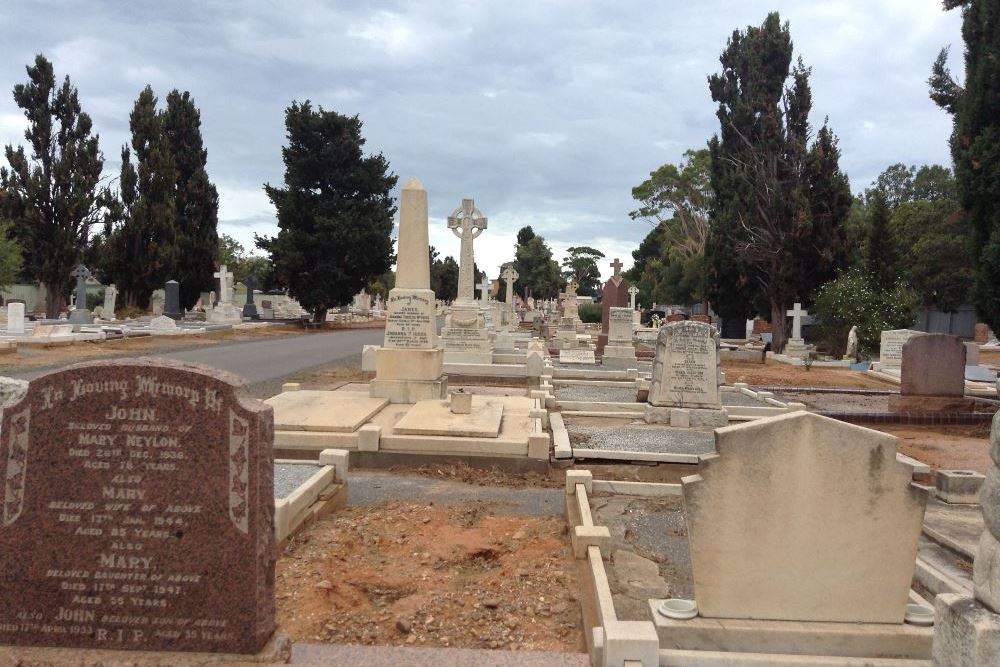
0,359,275,654
608,307,634,345
649,320,721,408
559,349,596,364
879,329,921,368
383,289,436,349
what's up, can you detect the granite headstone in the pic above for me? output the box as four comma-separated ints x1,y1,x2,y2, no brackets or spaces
0,359,276,654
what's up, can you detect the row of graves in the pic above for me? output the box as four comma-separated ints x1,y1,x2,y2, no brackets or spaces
0,265,313,351
2,177,999,665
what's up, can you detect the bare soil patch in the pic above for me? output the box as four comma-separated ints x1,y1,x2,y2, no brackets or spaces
722,360,894,389
871,424,991,474
276,501,584,652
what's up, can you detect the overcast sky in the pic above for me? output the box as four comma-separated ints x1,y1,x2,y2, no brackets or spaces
0,1,964,282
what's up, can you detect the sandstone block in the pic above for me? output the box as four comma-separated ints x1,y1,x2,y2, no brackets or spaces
936,469,986,505
933,593,1000,666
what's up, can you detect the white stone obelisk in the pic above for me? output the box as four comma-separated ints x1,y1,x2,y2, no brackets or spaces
370,178,447,403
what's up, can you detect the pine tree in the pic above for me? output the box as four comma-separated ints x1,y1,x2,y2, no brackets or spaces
1,55,108,316
258,101,397,322
863,190,896,286
705,13,851,351
929,0,1000,331
108,86,178,308
163,90,219,309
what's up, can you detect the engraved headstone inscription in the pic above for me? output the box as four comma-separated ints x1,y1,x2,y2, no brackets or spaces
0,358,276,654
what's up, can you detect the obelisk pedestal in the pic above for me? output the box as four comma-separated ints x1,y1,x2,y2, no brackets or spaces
370,178,447,403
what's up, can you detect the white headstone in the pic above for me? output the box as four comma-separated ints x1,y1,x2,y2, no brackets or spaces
628,284,639,310
648,320,721,409
447,198,487,303
608,307,633,345
7,303,24,335
214,265,234,306
683,412,927,623
879,329,921,368
103,284,118,318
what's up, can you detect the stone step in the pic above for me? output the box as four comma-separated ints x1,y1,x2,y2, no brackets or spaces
291,643,590,666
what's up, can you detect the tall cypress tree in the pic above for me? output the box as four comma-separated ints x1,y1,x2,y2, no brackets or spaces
929,0,1000,330
163,90,218,309
1,55,107,316
705,13,851,351
108,86,178,308
863,190,896,286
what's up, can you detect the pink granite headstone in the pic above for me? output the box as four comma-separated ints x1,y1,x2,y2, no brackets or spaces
900,333,966,397
0,358,275,654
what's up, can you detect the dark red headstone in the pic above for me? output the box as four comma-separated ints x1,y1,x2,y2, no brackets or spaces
0,358,275,654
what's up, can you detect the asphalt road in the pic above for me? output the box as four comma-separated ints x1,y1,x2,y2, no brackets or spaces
12,328,385,384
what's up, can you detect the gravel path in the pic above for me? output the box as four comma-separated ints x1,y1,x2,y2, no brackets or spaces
567,424,715,455
274,462,324,499
556,385,637,403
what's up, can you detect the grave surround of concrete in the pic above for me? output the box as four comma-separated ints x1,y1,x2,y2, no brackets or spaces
0,358,278,655
901,333,967,397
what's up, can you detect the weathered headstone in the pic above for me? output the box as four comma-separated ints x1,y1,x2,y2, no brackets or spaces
164,280,182,320
0,359,278,654
602,307,637,369
879,329,921,368
646,320,726,426
683,412,927,623
900,333,966,397
559,349,596,364
370,178,447,403
103,284,118,320
150,289,165,317
7,302,25,335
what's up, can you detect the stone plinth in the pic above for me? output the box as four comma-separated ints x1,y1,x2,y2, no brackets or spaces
393,398,504,438
441,302,492,364
0,359,277,654
901,333,966,396
683,412,927,624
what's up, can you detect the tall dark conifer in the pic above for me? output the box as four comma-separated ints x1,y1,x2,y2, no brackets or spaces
163,90,219,309
1,55,107,316
109,86,178,307
863,190,896,286
704,12,851,351
929,0,1000,330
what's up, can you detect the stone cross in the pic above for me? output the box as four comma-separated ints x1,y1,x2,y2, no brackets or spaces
502,264,518,330
214,264,234,305
479,276,490,303
786,302,808,341
609,257,623,286
628,284,639,310
70,264,91,310
447,198,487,303
565,278,578,298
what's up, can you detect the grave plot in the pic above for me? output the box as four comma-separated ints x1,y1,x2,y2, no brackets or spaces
275,473,585,653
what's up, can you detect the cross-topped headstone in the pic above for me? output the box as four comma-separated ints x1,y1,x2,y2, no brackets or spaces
565,278,578,298
70,264,90,310
609,257,624,286
447,199,487,302
214,264,234,305
787,302,808,341
502,264,518,331
628,284,639,310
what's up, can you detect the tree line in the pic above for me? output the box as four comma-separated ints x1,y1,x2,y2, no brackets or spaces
627,5,998,354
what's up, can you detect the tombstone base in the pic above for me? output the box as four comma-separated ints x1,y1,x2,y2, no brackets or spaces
933,593,1000,666
0,632,292,666
207,303,243,324
645,404,728,427
369,377,448,404
67,308,92,326
602,344,637,369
